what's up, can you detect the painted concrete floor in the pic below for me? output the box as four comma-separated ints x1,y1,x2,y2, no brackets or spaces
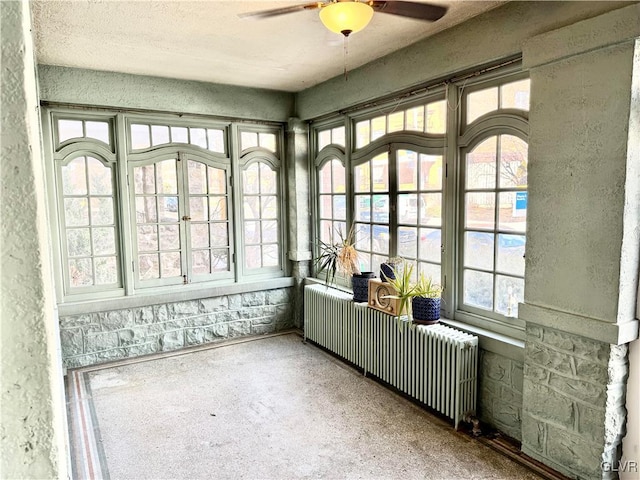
67,332,544,480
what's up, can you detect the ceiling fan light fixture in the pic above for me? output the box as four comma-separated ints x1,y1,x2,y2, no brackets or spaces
319,1,374,37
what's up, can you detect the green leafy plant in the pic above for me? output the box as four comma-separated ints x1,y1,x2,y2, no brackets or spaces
315,225,360,286
412,272,443,298
384,261,416,319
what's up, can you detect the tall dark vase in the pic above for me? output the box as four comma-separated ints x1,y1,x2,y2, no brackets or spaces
412,296,441,324
352,272,376,302
380,262,400,282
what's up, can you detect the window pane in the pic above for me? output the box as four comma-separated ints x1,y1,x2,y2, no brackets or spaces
85,121,109,144
90,197,114,225
58,119,83,143
318,163,332,194
398,194,418,224
355,195,370,222
87,157,112,195
244,221,260,244
259,133,276,152
358,253,371,273
355,223,371,251
465,192,495,229
243,196,260,219
420,193,442,227
134,164,155,194
158,197,179,222
372,194,389,223
397,150,418,191
332,160,346,193
262,244,279,267
210,223,228,247
137,225,158,252
209,197,227,221
354,163,371,193
331,127,345,147
333,195,346,220
371,116,386,141
387,111,404,133
501,79,530,111
62,157,87,195
467,87,498,124
463,269,493,310
418,262,441,285
355,121,370,148
67,228,91,256
243,164,259,194
212,249,229,271
131,124,151,149
467,137,497,189
190,197,208,222
261,196,278,219
207,129,225,153
420,154,443,190
371,155,388,192
190,128,207,148
372,225,389,255
405,106,424,131
156,160,177,194
160,252,181,277
208,167,226,194
418,228,441,263
495,275,524,317
159,225,180,250
64,198,89,226
499,135,528,188
170,126,188,143
426,100,446,134
190,224,210,249
262,220,278,243
193,250,211,275
319,195,332,218
245,245,261,268
241,132,258,150
498,192,527,232
464,231,494,270
260,164,277,194
94,257,117,285
397,227,416,259
93,227,115,255
69,258,93,287
319,220,332,244
151,125,170,146
188,161,207,194
136,197,157,223
139,254,159,280
496,234,526,276
318,130,331,150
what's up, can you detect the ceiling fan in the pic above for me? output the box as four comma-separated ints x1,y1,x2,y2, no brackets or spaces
239,1,448,37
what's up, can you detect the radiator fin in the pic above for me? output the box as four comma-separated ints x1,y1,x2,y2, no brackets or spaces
304,284,478,428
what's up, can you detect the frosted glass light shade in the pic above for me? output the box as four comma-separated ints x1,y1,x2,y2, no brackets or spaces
319,1,374,36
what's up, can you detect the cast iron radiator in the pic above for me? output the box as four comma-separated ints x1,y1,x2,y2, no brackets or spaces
304,283,478,428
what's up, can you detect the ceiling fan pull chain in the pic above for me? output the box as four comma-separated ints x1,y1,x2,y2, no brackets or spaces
343,35,349,81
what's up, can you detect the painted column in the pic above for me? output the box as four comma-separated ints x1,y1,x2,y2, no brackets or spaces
286,117,311,328
1,1,69,477
520,6,640,479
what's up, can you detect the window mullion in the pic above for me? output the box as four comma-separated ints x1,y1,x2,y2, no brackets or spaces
443,83,459,318
178,152,191,283
230,124,243,280
116,113,135,296
389,146,399,257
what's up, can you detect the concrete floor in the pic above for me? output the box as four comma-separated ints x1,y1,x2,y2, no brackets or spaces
69,333,544,479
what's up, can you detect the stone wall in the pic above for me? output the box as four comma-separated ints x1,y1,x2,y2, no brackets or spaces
478,350,524,441
522,324,629,479
59,287,294,368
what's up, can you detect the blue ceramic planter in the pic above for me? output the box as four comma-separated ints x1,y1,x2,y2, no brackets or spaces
412,296,441,324
352,272,376,302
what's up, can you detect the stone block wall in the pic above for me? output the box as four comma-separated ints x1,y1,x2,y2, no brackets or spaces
478,350,524,441
522,324,629,480
59,287,294,369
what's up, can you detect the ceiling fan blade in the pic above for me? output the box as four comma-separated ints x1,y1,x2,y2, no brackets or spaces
371,1,448,21
239,2,321,19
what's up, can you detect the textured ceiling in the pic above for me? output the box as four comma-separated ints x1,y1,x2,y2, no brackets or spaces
31,1,506,92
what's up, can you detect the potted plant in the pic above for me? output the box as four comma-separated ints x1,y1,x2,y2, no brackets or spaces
380,256,403,282
315,226,375,302
384,261,416,319
411,273,443,324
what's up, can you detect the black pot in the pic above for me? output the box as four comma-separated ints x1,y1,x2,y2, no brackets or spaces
352,272,376,303
412,296,441,324
380,262,399,282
